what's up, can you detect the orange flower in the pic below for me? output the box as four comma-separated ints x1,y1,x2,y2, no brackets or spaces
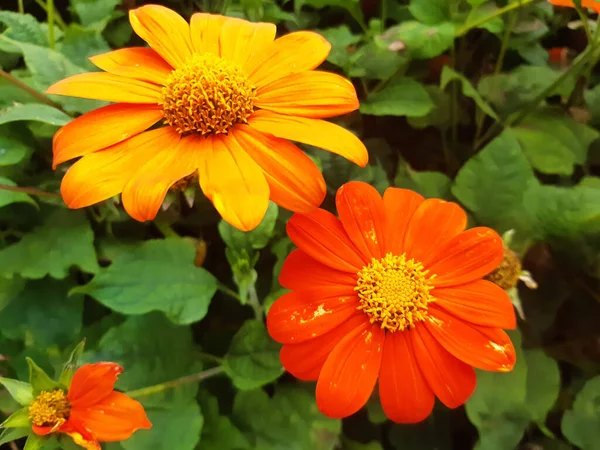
28,363,151,449
46,5,367,231
548,0,600,12
266,181,517,423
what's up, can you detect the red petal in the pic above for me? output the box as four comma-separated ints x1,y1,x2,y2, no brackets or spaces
382,187,424,255
378,331,434,423
316,323,384,418
68,363,123,408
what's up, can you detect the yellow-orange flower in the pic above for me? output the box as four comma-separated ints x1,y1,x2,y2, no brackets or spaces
46,5,367,231
548,0,600,12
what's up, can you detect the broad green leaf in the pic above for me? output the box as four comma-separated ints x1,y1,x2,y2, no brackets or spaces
408,0,451,24
57,25,111,70
465,4,504,33
0,276,25,313
219,203,279,251
318,26,361,70
199,391,251,450
121,403,202,450
361,77,434,117
74,238,217,325
0,104,71,126
562,376,600,450
407,85,451,129
348,40,407,80
2,407,31,428
0,378,34,405
27,358,62,393
0,427,29,445
0,209,99,279
70,0,121,29
452,130,539,232
524,349,560,423
223,320,283,390
24,433,47,450
0,133,32,166
384,21,455,59
0,177,36,208
0,12,48,49
295,0,363,27
395,165,452,199
441,66,499,120
59,340,86,387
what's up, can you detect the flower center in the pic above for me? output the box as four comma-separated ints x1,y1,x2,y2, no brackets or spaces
159,53,256,135
28,390,71,427
355,253,436,332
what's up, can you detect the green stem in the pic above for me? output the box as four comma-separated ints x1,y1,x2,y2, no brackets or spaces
380,0,388,27
217,282,243,302
126,367,224,398
456,0,538,37
18,0,24,14
154,221,178,238
47,0,55,49
247,285,263,321
0,183,61,198
449,42,459,164
0,68,65,111
575,1,593,43
198,352,224,364
34,0,67,30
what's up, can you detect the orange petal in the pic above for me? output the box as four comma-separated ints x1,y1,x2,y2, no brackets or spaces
432,280,516,329
403,199,467,266
53,103,163,168
429,227,504,288
378,331,434,423
287,209,367,272
382,188,424,255
68,363,123,408
63,431,100,450
189,13,228,55
121,132,202,222
279,249,358,294
129,5,192,69
247,31,331,88
267,290,360,344
32,423,62,436
46,72,162,103
69,391,151,441
255,71,359,119
248,110,367,167
280,314,366,381
336,181,386,261
316,323,384,418
61,128,178,209
198,134,270,231
89,47,173,84
412,325,476,408
425,306,516,372
219,18,276,69
231,125,326,213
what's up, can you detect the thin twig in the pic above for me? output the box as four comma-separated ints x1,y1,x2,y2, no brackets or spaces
0,69,65,112
126,366,224,398
0,184,61,199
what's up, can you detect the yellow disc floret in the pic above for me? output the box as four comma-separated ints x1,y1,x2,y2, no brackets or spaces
355,253,436,332
28,390,71,427
159,53,256,135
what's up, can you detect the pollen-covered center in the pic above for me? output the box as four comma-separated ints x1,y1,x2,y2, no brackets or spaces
159,53,256,135
355,253,436,332
28,389,71,427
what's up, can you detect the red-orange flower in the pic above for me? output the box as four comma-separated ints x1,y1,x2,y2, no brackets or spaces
28,363,151,449
266,181,517,423
548,0,600,12
46,5,367,231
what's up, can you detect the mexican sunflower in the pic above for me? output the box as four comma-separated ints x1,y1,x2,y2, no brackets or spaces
28,363,151,449
548,0,600,12
45,5,367,231
266,181,517,422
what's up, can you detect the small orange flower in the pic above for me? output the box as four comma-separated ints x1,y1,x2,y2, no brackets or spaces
266,181,517,423
28,363,151,449
548,0,600,12
46,5,367,231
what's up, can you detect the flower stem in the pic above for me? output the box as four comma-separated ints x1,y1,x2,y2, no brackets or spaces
18,0,24,13
0,184,61,198
34,0,67,30
154,220,178,238
456,0,538,37
217,281,242,302
247,285,263,321
47,0,55,49
0,68,65,111
126,366,224,398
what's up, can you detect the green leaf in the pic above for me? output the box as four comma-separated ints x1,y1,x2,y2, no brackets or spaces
70,0,121,30
0,378,34,405
24,433,47,450
0,209,99,279
0,276,25,314
361,77,434,117
408,0,451,24
0,427,29,446
223,320,283,390
74,238,217,325
406,85,451,129
233,386,342,450
0,133,32,166
121,403,202,450
440,66,499,121
385,21,455,59
0,176,36,208
344,440,384,450
0,104,71,126
59,340,86,387
524,349,560,423
0,11,48,49
57,25,111,70
199,391,251,450
219,203,279,251
348,40,407,80
562,375,600,450
465,4,504,33
452,130,539,232
395,165,452,199
2,407,31,428
27,358,62,393
318,26,361,70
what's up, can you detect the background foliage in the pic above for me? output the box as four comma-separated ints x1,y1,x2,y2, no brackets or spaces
1,0,600,448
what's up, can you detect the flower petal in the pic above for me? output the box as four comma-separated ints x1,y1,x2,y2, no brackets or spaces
248,31,331,88
46,72,162,103
378,331,434,423
336,181,386,261
60,128,177,209
280,314,366,381
219,17,277,68
425,306,516,372
248,110,367,167
267,290,360,344
433,280,516,329
429,227,504,288
189,13,228,55
63,431,100,450
231,125,326,213
279,249,358,294
287,209,367,272
382,187,424,255
53,103,163,168
316,323,384,418
89,47,173,84
69,391,151,441
121,132,207,223
68,363,123,408
255,71,359,119
198,134,270,231
129,5,192,68
412,325,476,409
403,199,467,266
